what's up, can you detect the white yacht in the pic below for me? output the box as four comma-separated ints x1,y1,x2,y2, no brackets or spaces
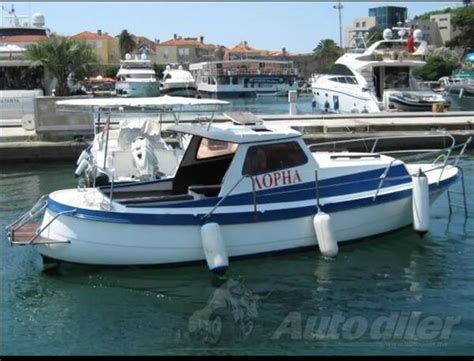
311,28,448,113
0,6,52,126
160,65,198,97
115,53,160,97
189,59,298,98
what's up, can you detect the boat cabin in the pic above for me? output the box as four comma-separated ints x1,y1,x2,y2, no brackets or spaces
106,113,316,206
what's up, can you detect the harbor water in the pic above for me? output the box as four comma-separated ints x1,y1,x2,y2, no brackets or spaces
1,151,473,355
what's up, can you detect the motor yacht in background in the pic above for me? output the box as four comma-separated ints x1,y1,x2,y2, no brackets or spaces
61,96,229,186
311,26,449,113
190,59,298,98
0,6,51,126
115,53,160,97
160,64,198,97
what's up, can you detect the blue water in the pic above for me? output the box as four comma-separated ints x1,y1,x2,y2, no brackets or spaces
1,154,473,355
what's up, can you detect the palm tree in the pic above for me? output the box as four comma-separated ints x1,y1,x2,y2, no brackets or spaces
26,36,97,96
118,29,136,57
312,39,343,73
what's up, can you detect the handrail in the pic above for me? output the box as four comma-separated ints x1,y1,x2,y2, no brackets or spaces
308,134,456,154
92,165,115,209
5,194,49,232
26,210,76,245
373,159,396,200
201,175,256,221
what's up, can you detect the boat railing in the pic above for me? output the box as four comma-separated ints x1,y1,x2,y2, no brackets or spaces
5,194,75,245
204,135,471,219
308,133,457,155
201,175,258,221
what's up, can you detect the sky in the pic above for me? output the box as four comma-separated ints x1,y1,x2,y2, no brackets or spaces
1,1,464,53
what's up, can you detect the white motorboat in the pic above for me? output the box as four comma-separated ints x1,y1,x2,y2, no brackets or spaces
311,27,449,113
160,65,198,97
388,90,450,112
59,96,229,185
6,112,471,275
115,53,160,97
189,59,298,98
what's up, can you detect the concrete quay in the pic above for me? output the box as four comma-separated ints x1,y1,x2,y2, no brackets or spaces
1,110,473,163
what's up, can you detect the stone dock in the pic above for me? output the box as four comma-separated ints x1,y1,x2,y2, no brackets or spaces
1,110,474,163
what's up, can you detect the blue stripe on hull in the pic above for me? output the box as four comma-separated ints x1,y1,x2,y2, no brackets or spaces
46,169,460,226
133,164,411,208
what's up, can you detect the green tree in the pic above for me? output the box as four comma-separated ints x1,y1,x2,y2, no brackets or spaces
26,35,97,96
312,39,343,73
446,5,474,49
153,63,166,79
412,48,461,81
104,66,119,79
366,26,384,47
118,29,136,57
414,8,452,21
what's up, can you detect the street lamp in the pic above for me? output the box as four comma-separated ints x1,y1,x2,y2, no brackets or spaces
333,1,344,48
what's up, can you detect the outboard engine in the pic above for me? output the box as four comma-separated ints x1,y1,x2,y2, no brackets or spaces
131,136,159,180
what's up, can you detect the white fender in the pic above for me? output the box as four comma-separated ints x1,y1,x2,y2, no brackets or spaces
412,170,430,236
201,223,229,275
313,211,338,257
74,158,89,177
76,149,90,165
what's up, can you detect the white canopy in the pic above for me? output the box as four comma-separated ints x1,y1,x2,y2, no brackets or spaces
56,95,229,109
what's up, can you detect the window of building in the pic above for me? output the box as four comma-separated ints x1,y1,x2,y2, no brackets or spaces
356,22,360,28
242,142,308,176
362,21,366,27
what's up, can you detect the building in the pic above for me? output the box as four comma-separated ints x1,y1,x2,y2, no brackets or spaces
70,30,120,65
155,35,220,66
344,16,376,49
404,19,443,47
369,6,407,29
133,35,159,62
430,13,459,45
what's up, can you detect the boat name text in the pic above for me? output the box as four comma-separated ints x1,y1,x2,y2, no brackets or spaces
254,169,303,190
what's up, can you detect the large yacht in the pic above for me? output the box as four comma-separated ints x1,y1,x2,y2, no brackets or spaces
189,59,298,98
0,6,52,126
115,53,160,97
311,28,448,113
160,64,197,97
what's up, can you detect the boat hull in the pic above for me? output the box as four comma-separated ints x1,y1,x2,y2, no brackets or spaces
115,81,160,97
389,95,451,112
35,186,448,266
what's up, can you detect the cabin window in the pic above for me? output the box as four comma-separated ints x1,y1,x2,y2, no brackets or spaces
328,64,356,77
242,141,308,176
196,138,238,160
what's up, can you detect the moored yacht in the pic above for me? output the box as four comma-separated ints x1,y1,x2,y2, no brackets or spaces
312,28,449,113
115,53,160,97
189,59,298,98
160,64,198,97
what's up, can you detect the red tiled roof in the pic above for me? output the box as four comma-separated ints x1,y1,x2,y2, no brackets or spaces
157,37,217,49
70,31,115,41
0,35,46,44
229,41,260,53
